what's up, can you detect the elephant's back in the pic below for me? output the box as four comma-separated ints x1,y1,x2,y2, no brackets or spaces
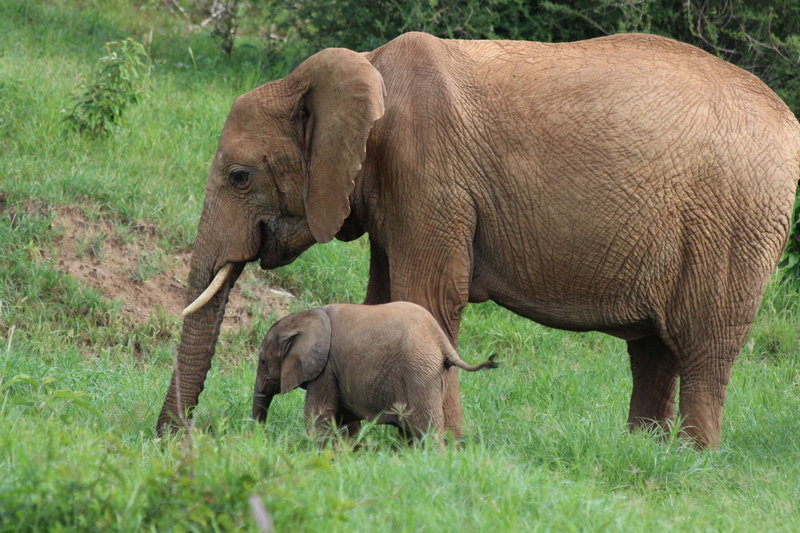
374,32,791,115
368,31,800,196
325,302,445,356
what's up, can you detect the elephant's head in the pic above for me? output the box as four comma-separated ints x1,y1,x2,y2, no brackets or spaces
157,48,385,435
252,309,332,422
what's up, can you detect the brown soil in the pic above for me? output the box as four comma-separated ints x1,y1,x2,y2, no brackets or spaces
48,205,293,328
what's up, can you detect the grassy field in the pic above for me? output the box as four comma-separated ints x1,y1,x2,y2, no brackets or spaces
2,2,799,531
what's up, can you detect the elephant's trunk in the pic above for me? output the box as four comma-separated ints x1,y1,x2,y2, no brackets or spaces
156,243,244,436
252,378,279,423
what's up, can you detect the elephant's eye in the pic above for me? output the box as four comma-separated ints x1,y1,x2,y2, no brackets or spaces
229,169,252,189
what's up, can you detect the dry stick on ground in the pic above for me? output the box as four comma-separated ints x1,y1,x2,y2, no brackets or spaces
249,495,275,533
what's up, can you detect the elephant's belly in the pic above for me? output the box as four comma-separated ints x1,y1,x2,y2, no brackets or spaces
470,267,656,339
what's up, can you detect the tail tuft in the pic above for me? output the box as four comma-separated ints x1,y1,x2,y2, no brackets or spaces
484,353,499,370
448,352,501,372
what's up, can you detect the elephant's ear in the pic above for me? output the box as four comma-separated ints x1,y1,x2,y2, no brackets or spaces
280,309,332,393
289,48,386,243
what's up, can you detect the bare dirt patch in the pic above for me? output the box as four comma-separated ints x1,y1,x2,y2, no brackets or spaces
48,205,293,328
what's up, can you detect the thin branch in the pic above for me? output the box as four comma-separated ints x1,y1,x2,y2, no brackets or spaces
740,25,794,64
161,0,192,23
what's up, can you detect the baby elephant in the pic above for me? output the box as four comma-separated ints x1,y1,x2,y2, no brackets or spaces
252,302,497,441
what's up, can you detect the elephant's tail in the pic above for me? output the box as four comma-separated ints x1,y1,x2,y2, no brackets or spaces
446,353,499,372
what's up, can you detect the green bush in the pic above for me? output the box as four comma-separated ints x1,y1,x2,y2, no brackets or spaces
780,194,800,279
64,38,151,137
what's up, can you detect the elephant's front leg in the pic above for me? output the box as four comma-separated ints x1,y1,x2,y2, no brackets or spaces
303,372,341,440
387,239,473,440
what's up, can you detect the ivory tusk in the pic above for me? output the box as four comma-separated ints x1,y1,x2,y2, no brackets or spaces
182,263,233,317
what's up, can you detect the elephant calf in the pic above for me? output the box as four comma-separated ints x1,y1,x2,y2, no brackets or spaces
252,302,497,441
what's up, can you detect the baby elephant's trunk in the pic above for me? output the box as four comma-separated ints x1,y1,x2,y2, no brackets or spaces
447,353,499,372
252,378,280,423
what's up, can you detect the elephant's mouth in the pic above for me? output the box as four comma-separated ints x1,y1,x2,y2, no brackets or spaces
260,247,301,269
184,218,310,316
258,218,313,270
259,221,296,269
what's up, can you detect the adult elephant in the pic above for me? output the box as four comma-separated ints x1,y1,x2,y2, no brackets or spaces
157,32,799,448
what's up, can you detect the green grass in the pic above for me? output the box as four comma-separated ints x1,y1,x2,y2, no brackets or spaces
2,1,800,531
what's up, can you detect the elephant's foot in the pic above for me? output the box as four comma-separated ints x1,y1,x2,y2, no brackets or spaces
676,368,731,449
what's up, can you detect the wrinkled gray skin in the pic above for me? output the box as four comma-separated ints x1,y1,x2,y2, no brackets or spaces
252,302,497,440
158,31,800,448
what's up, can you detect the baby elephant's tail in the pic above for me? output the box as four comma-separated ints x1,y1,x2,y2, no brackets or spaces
447,353,499,372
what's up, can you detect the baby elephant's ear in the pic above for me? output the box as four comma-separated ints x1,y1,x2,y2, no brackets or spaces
280,309,332,393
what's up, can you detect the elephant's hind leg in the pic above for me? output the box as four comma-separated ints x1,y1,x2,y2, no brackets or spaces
659,310,752,449
671,328,746,449
626,336,679,433
398,402,445,447
388,244,471,440
661,257,764,448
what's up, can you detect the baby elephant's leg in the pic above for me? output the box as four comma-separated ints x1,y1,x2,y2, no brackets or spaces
400,401,445,447
304,374,340,440
335,407,363,442
345,420,362,437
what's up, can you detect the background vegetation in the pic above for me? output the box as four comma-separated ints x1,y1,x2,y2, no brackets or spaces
1,1,799,531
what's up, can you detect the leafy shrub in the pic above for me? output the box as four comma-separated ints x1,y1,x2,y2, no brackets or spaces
64,38,151,137
779,194,800,279
271,0,536,52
